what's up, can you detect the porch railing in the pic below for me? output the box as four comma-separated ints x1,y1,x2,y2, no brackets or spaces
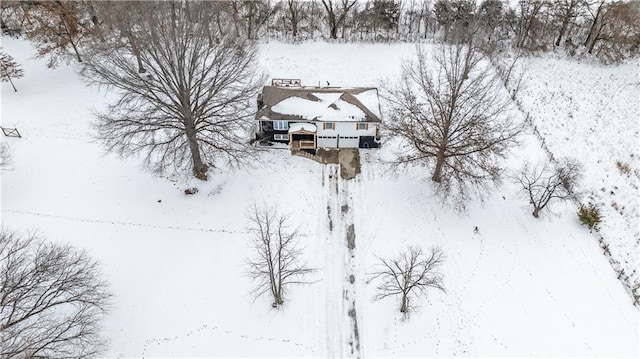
291,140,315,150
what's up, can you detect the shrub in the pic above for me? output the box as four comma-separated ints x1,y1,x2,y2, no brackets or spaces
616,161,631,175
184,187,199,195
578,202,602,232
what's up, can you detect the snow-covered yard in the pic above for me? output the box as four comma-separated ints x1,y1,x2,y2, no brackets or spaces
1,38,637,357
516,55,640,296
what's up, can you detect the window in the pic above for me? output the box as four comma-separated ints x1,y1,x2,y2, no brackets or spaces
273,134,288,141
273,120,288,130
323,122,335,130
356,123,368,130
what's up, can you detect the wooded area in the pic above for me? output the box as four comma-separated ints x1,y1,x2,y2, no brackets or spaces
1,0,639,65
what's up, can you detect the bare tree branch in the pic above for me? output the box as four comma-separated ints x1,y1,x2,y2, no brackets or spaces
0,49,23,92
516,159,581,218
0,229,112,358
82,1,267,180
370,246,445,316
383,41,523,206
245,204,315,308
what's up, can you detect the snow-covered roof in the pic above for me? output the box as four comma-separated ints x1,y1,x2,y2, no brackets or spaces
256,85,382,123
288,123,317,133
273,93,366,122
354,90,382,119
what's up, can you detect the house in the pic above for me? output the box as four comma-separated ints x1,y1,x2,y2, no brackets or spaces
255,79,382,151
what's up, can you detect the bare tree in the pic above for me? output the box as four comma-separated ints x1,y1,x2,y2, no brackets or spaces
246,205,314,308
516,0,547,49
551,0,586,48
489,48,527,100
0,49,23,92
370,246,445,315
90,1,157,74
586,1,640,63
82,2,266,180
583,0,606,50
321,0,357,39
285,0,305,38
384,43,522,204
224,0,277,40
20,1,94,67
1,1,26,37
516,159,581,218
0,229,112,358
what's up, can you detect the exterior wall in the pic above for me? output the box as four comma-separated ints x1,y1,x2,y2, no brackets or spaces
317,135,337,148
259,120,379,148
258,120,288,142
316,121,378,148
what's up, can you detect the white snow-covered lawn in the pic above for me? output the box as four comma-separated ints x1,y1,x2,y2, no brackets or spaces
516,55,640,294
1,38,637,357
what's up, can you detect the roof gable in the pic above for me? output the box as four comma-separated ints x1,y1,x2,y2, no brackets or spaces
256,85,382,123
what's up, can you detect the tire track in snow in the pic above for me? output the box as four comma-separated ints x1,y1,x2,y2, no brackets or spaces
307,166,327,356
323,164,347,358
341,178,362,358
321,159,362,358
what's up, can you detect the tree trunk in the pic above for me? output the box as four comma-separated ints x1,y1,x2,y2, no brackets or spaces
518,3,543,49
588,35,601,54
532,207,540,218
432,151,445,182
86,1,104,42
292,16,298,38
288,0,299,38
126,31,146,73
400,294,408,313
584,2,603,47
587,12,606,54
185,124,208,180
184,0,192,23
330,21,338,39
231,2,241,38
170,1,177,27
69,38,83,63
6,73,17,92
273,280,282,306
247,3,255,40
59,13,83,63
555,17,570,47
325,5,338,39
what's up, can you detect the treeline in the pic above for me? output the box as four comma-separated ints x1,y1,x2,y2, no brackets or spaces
1,0,639,65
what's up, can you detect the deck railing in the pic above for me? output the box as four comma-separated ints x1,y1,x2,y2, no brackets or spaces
291,140,315,150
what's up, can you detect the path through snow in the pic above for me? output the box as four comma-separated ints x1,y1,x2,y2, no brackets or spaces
320,161,362,358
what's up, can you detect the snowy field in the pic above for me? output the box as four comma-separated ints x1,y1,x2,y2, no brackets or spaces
1,38,638,357
517,55,640,293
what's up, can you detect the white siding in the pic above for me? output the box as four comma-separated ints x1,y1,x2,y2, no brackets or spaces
315,121,378,148
317,136,338,148
339,136,360,148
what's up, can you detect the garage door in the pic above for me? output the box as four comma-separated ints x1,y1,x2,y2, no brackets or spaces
338,136,360,148
317,136,338,148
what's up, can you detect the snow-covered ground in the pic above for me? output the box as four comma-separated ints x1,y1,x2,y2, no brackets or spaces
1,38,638,357
517,55,640,298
